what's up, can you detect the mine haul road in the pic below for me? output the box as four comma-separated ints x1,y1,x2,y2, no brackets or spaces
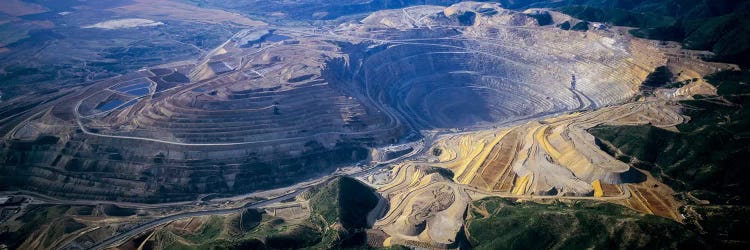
47,26,658,249
87,189,304,250
83,141,424,250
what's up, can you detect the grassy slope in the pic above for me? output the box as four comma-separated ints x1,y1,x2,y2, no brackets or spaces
154,176,381,249
466,198,705,250
308,176,380,248
309,176,379,229
0,204,94,249
590,70,750,203
0,205,70,249
557,5,675,29
589,70,750,247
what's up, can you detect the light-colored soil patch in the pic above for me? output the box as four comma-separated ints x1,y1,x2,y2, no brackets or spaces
110,0,265,27
83,18,163,30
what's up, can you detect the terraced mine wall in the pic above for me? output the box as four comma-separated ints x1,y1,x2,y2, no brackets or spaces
0,38,402,203
328,31,653,131
0,133,370,202
326,2,735,134
1,3,735,204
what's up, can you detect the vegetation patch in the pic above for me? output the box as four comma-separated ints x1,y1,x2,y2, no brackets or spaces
43,218,85,247
265,225,322,249
145,177,383,249
590,69,750,247
640,66,674,89
555,1,750,64
558,5,675,31
590,70,750,203
466,198,705,250
527,11,553,26
102,204,136,217
0,205,70,249
570,21,589,31
308,176,380,248
181,216,225,243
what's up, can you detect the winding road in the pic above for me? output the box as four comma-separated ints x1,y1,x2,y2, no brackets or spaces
88,189,303,250
78,139,425,249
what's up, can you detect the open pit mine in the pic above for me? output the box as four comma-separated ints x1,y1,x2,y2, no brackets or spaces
0,1,745,249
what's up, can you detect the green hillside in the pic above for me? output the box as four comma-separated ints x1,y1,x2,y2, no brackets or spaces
496,0,750,65
308,176,380,248
589,70,750,247
466,198,705,250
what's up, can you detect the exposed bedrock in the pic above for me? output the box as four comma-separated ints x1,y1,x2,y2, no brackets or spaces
0,3,736,202
328,28,660,131
0,35,402,203
326,2,735,133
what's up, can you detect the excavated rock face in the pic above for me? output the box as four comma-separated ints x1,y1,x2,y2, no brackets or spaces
0,32,401,202
330,3,664,131
0,3,729,202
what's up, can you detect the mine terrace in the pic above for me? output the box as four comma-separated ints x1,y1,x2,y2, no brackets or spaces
0,1,747,249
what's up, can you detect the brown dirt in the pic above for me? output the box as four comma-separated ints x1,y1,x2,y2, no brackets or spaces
459,130,521,193
600,183,622,197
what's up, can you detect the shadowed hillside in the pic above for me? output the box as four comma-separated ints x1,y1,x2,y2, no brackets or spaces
494,0,750,65
590,69,750,247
